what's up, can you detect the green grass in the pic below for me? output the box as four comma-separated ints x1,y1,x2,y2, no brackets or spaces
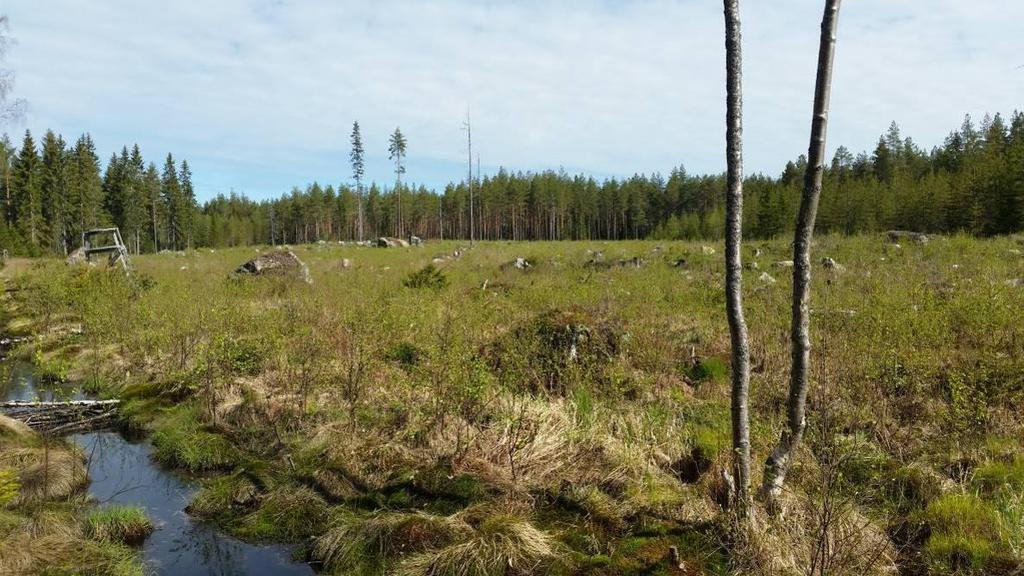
151,404,239,472
85,505,154,545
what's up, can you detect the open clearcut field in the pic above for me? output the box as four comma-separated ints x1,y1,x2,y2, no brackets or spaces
1,235,1022,575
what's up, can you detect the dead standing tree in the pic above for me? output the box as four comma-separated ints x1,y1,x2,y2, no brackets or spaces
760,0,843,507
722,0,752,515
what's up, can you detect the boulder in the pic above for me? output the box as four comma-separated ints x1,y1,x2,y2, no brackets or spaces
514,257,531,270
759,272,776,284
887,230,929,244
821,257,845,272
409,235,423,246
1006,279,1023,288
377,237,409,248
340,258,352,269
774,260,794,269
234,250,312,284
66,247,88,266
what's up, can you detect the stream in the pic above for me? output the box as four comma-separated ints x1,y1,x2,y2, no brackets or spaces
1,360,315,576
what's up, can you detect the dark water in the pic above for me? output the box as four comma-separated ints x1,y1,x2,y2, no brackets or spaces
1,361,315,576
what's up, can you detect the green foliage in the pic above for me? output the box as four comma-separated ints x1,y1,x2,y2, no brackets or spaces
403,264,448,290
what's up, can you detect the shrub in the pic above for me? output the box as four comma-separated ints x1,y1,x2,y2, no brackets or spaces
403,264,448,290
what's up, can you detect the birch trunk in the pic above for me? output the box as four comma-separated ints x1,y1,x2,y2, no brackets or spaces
723,0,752,514
760,0,843,507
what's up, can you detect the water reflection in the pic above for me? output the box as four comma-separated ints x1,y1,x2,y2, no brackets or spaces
2,362,314,576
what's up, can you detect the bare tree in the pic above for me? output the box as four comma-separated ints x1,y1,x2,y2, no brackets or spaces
760,0,843,507
462,106,474,245
722,0,752,515
0,15,27,124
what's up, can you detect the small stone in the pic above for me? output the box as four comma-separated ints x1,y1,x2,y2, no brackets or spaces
701,246,716,256
774,260,794,268
759,272,776,284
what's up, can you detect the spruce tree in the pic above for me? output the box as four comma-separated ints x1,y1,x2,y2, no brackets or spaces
11,130,42,249
388,127,407,238
350,121,365,241
39,131,70,253
178,160,196,248
161,154,181,249
68,134,104,240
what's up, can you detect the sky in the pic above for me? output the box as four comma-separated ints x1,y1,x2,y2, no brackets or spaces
2,0,1023,202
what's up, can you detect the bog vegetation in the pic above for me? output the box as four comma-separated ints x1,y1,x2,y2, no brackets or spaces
1,236,1022,574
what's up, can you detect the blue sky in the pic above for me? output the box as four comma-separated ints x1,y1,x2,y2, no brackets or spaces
3,1,1023,202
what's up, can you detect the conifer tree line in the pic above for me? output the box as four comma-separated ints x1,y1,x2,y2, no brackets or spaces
1,110,1021,254
0,129,197,255
205,111,1023,247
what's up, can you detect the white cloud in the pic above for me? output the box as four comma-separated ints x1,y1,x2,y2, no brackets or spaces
4,0,1023,199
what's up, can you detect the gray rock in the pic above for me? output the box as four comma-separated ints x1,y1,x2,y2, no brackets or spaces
65,247,88,266
409,235,423,246
759,272,776,284
774,260,794,269
887,230,929,244
234,250,312,284
377,237,409,248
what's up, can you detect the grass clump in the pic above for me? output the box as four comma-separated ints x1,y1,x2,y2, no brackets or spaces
151,404,239,472
85,505,153,545
314,511,472,572
920,493,1018,574
395,513,558,576
235,485,330,542
973,458,1024,494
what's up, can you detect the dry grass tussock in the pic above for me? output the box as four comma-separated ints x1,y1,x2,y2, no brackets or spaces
0,446,88,505
734,492,897,576
314,510,474,570
0,506,141,576
0,414,33,442
393,510,559,576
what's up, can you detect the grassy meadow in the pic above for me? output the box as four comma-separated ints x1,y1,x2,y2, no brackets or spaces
2,235,1023,575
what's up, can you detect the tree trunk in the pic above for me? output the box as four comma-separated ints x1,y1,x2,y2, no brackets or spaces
723,0,752,515
759,0,842,507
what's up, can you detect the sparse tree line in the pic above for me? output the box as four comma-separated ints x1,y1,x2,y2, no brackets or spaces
0,130,197,255
0,108,1019,255
206,109,1024,248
